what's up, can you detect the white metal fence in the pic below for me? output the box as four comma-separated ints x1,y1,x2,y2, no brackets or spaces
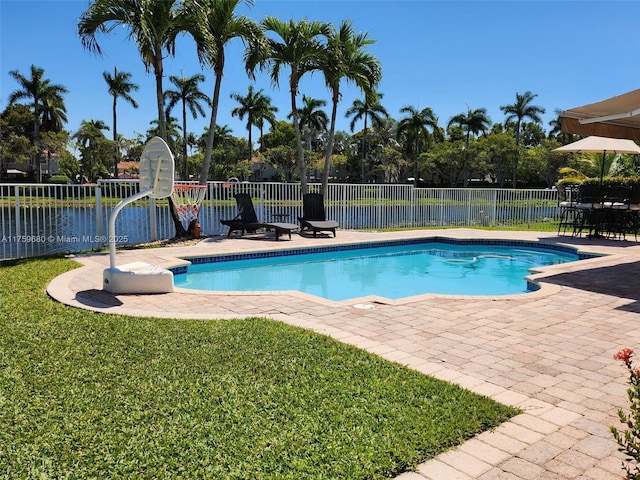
0,181,559,260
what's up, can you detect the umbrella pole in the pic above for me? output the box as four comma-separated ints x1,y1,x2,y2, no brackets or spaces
600,150,606,185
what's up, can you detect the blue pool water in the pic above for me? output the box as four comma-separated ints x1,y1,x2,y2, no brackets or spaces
174,241,582,301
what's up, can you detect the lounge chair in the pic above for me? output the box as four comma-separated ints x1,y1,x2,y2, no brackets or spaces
221,193,298,240
298,193,339,237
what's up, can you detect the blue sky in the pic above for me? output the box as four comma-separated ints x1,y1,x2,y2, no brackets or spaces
2,0,640,144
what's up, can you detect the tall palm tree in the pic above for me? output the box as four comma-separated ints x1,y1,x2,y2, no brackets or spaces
318,20,381,194
184,0,265,184
447,107,490,186
500,91,546,187
397,106,439,186
345,92,389,181
8,65,68,150
230,85,274,161
164,73,209,180
290,95,328,151
8,65,68,182
78,0,188,142
103,67,139,178
259,17,331,194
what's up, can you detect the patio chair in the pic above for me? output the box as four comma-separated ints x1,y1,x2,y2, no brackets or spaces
221,193,298,240
298,193,339,237
557,184,578,236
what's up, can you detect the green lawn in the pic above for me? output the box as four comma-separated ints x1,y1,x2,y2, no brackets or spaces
0,258,518,479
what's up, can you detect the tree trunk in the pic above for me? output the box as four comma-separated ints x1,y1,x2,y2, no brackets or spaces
321,90,339,197
291,87,308,194
247,113,253,164
152,52,182,235
512,123,521,188
153,57,167,141
113,96,119,179
200,71,222,185
182,100,188,180
361,112,368,182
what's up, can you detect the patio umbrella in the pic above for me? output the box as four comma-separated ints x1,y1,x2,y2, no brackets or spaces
561,89,640,141
553,135,640,184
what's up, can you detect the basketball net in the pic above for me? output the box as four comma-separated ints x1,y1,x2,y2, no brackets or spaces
170,184,207,228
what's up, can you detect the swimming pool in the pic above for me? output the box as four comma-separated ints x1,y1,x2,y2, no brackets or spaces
173,239,588,301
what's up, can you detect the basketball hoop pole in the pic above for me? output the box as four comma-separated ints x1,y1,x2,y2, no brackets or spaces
108,188,153,269
107,136,174,269
103,136,175,295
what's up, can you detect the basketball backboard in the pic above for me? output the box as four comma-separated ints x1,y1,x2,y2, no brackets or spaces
139,136,175,199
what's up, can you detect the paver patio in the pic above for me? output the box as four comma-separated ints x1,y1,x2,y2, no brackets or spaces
47,228,640,479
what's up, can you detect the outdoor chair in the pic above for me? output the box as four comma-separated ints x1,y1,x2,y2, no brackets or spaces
573,183,606,237
221,193,298,240
557,184,578,236
298,193,339,237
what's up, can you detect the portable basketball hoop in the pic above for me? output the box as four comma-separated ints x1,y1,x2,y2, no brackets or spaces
171,184,207,229
103,136,175,294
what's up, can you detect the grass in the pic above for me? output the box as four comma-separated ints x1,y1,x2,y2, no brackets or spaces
0,258,518,479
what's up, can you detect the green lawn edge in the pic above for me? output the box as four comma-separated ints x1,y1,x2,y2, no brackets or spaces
0,258,519,479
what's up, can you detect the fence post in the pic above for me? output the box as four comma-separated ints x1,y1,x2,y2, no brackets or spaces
95,184,104,246
492,189,498,227
208,182,215,237
149,197,157,241
410,187,415,227
527,190,532,228
14,185,21,258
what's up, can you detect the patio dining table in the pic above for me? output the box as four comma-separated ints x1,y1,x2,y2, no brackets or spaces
574,195,640,239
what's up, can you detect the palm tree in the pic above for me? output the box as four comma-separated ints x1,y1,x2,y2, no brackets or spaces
147,116,182,155
197,124,233,152
103,67,139,178
548,108,577,145
254,95,278,153
397,106,439,186
184,0,265,184
164,73,209,180
74,119,111,182
500,91,546,187
290,95,328,151
230,85,274,161
259,17,331,194
318,20,381,194
78,0,188,142
345,92,389,181
8,65,68,180
40,92,68,133
447,107,490,186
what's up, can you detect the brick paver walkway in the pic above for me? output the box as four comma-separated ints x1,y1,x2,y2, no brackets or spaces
47,229,640,479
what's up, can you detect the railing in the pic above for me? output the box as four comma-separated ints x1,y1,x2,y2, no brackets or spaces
0,181,559,260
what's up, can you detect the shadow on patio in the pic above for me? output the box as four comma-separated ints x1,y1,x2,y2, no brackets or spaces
540,259,640,313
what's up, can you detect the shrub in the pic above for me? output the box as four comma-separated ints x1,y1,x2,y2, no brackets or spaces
611,348,640,479
47,174,70,184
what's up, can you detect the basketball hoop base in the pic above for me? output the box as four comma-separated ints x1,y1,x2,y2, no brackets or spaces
103,262,174,294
